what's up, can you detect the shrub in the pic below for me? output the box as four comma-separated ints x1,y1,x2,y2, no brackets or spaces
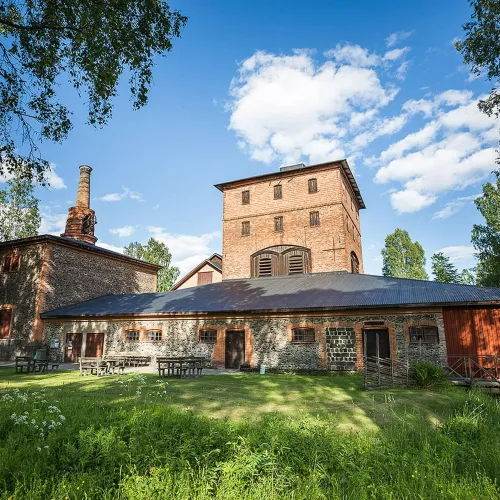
411,360,450,389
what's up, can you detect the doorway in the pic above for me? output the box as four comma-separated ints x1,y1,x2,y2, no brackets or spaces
64,333,82,362
362,329,390,359
225,330,245,369
85,333,104,358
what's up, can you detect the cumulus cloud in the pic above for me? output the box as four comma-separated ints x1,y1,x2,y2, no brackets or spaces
110,225,135,238
39,209,66,235
383,47,410,62
374,90,498,213
438,245,476,262
386,30,414,48
228,47,405,166
96,187,143,202
46,165,66,189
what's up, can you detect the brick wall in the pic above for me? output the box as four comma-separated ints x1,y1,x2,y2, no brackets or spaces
221,165,363,280
43,309,446,369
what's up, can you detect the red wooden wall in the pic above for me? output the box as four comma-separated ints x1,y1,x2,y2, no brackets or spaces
443,306,500,356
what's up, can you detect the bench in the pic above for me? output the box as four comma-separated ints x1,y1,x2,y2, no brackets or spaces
15,356,35,373
79,357,107,377
157,356,206,378
103,356,126,375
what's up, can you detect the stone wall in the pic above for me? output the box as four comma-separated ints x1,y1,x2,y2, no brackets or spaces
43,242,157,312
43,309,446,370
0,243,45,358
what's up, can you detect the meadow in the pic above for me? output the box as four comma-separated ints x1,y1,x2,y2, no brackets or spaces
0,369,499,499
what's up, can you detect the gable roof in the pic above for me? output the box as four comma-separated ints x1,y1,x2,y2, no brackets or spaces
171,253,222,290
214,159,365,209
0,234,161,272
42,271,500,318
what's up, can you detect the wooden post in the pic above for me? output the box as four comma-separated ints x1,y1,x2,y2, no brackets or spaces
376,331,380,387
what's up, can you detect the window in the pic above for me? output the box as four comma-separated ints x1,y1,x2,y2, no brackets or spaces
308,178,318,194
274,216,283,232
147,330,162,341
198,271,213,285
409,326,439,344
351,252,359,274
274,184,282,199
258,257,273,276
288,254,304,274
0,308,12,340
310,211,320,227
242,221,250,236
242,190,250,204
3,254,20,273
200,330,217,342
292,328,315,343
125,330,140,341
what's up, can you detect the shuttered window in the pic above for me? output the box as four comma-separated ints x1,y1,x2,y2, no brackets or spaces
288,254,304,274
274,216,283,232
310,211,320,227
274,185,282,199
0,308,12,339
200,330,217,342
308,178,317,193
242,190,250,204
292,328,315,342
409,327,439,344
147,330,162,341
197,271,213,285
242,221,250,236
258,257,273,276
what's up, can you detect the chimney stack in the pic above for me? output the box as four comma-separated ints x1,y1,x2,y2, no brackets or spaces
61,165,98,245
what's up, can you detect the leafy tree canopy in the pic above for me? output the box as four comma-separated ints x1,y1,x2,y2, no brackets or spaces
0,1,187,183
0,176,40,241
124,237,179,292
459,268,477,285
456,1,500,121
431,252,460,283
471,171,500,286
382,228,429,280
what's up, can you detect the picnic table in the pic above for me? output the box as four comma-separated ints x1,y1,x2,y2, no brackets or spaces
15,349,59,374
157,356,206,379
79,357,108,377
105,354,151,367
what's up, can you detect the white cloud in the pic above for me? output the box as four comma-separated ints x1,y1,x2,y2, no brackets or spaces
39,210,66,235
97,242,124,254
438,245,476,262
386,30,414,48
395,60,410,80
110,225,135,238
374,92,498,213
324,44,380,67
383,47,410,62
46,165,66,189
174,254,215,277
432,194,480,219
228,49,401,166
96,187,143,202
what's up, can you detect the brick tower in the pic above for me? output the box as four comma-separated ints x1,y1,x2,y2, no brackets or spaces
215,159,365,280
61,165,98,245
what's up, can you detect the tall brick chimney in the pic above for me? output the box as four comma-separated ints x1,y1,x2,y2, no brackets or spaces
61,165,98,245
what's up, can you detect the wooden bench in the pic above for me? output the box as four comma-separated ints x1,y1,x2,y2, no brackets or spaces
15,356,35,373
79,357,107,377
103,356,126,374
157,356,206,378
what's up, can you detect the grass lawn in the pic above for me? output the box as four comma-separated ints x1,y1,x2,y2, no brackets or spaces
0,368,499,499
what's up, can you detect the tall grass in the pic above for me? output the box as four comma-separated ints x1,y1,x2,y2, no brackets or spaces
0,375,499,499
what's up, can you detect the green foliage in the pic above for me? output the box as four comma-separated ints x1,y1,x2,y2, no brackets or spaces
471,172,500,286
0,1,187,184
431,252,460,283
460,268,477,285
382,228,429,279
124,237,180,291
456,0,500,121
0,372,500,499
411,360,450,389
0,176,41,241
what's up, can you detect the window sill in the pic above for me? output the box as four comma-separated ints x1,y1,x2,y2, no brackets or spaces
290,341,316,344
199,340,216,344
409,342,439,345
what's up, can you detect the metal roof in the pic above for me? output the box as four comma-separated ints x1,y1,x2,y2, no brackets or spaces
41,272,500,318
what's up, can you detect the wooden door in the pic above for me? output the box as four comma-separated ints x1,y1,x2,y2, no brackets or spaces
225,330,245,369
65,333,82,362
362,329,390,359
85,333,104,358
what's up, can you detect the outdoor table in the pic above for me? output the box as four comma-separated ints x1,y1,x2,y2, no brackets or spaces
157,357,205,378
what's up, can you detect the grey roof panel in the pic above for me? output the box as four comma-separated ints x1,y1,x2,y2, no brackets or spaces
41,272,500,318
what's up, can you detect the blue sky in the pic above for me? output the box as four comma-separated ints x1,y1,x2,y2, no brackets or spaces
30,0,497,277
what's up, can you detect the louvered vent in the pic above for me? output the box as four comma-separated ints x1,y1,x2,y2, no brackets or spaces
288,255,304,274
258,257,273,276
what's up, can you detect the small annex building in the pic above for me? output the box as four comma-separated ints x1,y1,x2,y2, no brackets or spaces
171,253,222,290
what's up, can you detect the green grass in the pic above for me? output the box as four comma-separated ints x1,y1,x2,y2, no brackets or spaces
0,368,499,499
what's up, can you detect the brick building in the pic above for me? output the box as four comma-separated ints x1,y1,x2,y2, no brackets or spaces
0,166,160,360
2,160,500,370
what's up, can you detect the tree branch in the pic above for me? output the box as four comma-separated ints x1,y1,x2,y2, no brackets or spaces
0,16,82,32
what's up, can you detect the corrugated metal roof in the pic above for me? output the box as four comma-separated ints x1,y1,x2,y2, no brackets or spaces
41,272,500,318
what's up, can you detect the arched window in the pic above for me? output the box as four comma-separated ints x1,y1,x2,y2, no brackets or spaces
251,245,311,277
350,251,359,274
